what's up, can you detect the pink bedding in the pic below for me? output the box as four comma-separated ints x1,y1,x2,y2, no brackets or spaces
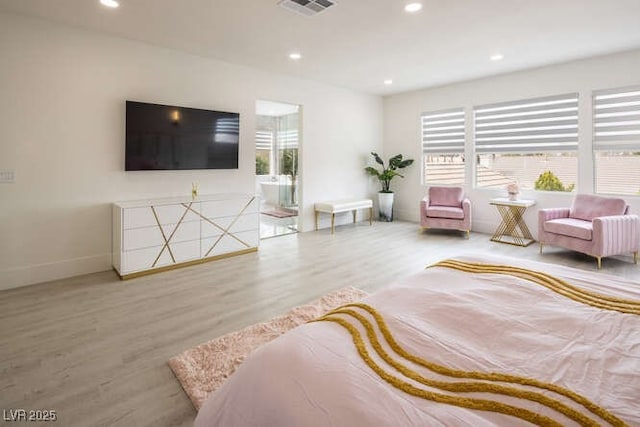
195,255,640,426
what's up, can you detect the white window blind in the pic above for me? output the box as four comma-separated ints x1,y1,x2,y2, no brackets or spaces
474,93,578,153
593,86,640,150
421,108,465,154
255,129,298,150
277,129,299,149
255,130,273,150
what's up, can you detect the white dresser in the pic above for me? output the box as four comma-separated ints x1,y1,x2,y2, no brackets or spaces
112,193,259,279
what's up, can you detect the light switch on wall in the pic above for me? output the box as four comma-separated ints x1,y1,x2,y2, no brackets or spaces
0,169,15,183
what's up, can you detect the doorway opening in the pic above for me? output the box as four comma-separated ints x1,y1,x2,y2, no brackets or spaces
255,100,301,239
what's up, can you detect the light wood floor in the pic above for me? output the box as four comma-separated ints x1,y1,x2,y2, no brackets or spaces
1,221,639,427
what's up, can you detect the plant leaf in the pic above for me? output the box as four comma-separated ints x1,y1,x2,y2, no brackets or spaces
371,152,384,166
388,154,403,169
364,166,381,178
397,159,414,169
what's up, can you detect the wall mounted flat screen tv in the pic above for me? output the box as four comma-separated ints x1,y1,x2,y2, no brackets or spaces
125,101,239,171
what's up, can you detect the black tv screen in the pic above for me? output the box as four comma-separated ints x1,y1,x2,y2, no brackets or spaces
125,101,239,171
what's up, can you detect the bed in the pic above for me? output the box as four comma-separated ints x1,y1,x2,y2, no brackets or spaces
194,255,640,426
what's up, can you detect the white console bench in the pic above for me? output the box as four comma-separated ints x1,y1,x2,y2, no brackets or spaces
314,199,373,234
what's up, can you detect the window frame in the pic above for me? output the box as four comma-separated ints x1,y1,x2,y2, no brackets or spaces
420,107,466,186
473,93,579,192
592,85,640,196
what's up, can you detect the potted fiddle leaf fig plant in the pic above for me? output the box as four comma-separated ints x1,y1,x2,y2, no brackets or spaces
364,152,414,222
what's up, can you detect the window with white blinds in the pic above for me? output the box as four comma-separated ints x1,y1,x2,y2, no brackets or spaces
474,93,579,153
593,86,640,195
255,130,273,175
255,130,273,150
593,86,640,151
277,129,299,149
421,108,465,185
421,108,465,154
473,93,578,191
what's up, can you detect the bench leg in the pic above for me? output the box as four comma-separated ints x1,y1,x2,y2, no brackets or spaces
369,207,373,225
315,210,319,231
352,210,357,223
331,213,335,234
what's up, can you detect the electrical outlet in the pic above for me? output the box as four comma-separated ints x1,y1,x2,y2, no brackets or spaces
0,169,15,183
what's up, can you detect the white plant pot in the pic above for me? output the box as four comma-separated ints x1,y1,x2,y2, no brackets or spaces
378,192,394,222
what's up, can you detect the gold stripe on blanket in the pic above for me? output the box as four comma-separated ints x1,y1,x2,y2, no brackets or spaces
429,260,640,315
323,308,604,427
326,303,626,427
314,315,565,427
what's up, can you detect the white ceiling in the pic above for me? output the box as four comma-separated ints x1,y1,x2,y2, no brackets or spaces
2,0,640,96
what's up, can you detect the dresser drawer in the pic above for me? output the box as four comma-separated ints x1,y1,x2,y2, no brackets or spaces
123,220,200,251
123,203,201,229
121,240,201,273
201,213,259,239
121,245,170,273
200,196,257,220
201,229,258,258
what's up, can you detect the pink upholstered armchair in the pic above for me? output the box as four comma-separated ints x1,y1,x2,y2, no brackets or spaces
539,194,639,269
420,186,471,238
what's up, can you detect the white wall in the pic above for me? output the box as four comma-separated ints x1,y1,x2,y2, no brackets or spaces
0,13,383,290
384,49,640,237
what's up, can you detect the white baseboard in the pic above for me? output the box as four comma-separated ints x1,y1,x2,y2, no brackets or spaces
0,253,112,291
394,208,419,223
471,219,500,235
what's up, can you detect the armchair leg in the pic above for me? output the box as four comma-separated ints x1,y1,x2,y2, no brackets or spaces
539,243,544,254
466,229,470,239
634,251,638,264
596,256,602,270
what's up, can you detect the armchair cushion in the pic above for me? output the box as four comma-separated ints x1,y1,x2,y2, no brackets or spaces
427,206,465,220
428,186,463,208
569,194,626,222
544,218,593,241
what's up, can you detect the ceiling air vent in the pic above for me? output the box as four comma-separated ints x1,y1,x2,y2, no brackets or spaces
278,0,336,17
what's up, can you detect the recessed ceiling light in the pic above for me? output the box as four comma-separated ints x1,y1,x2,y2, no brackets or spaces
404,2,423,13
289,52,302,60
384,79,393,85
490,53,504,61
100,0,119,8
